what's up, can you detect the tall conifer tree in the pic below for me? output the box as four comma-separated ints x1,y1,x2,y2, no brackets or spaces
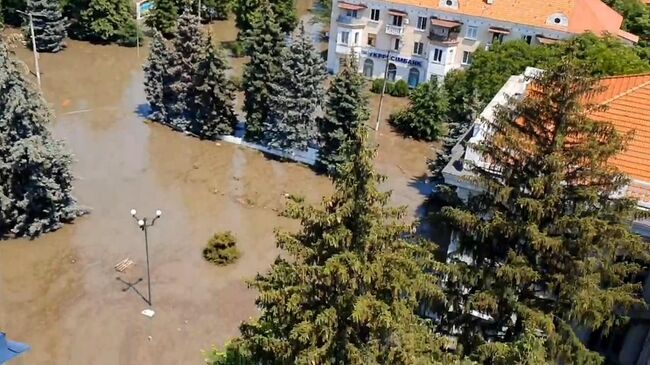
191,36,238,138
234,0,296,39
145,0,178,38
437,59,650,363
241,0,283,142
0,41,83,237
24,0,66,52
264,22,325,152
207,126,458,365
317,56,369,176
164,7,205,130
143,30,168,122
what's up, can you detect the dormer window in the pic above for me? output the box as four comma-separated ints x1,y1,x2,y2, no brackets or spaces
546,13,568,27
439,0,458,9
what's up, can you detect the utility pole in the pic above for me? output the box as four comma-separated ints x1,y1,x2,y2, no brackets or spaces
375,50,391,131
130,209,162,316
198,0,201,20
17,10,41,89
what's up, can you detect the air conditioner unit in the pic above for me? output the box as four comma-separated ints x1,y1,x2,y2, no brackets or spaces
404,18,410,25
486,0,494,3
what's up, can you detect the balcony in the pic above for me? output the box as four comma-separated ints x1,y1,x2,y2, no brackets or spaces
385,24,404,36
336,15,365,26
428,31,460,45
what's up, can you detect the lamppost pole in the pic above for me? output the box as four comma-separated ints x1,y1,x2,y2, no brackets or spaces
375,49,391,132
130,209,162,308
16,10,41,89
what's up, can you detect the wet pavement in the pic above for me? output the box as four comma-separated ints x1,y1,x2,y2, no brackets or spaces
0,6,434,364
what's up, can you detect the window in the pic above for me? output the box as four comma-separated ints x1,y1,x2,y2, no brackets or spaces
408,68,420,88
363,59,374,77
521,34,532,44
371,8,380,21
417,16,427,30
393,38,400,50
392,15,403,26
354,32,359,45
413,41,424,55
340,31,349,44
432,48,443,63
387,63,397,81
466,25,478,40
367,33,376,46
462,51,473,65
492,32,504,43
346,9,358,18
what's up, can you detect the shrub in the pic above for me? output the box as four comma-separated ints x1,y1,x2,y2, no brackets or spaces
389,80,449,141
203,231,241,266
230,75,243,91
370,78,393,94
222,40,246,57
390,79,409,97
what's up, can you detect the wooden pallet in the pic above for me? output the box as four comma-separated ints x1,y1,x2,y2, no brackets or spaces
114,258,134,272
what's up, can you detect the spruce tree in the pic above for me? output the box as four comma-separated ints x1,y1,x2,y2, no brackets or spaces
264,22,325,152
200,0,229,21
389,80,449,141
234,0,296,40
145,0,178,38
0,41,83,238
191,36,238,138
77,0,138,45
207,126,458,365
164,7,206,130
24,0,67,52
241,0,284,142
437,59,650,362
317,56,369,176
143,29,168,122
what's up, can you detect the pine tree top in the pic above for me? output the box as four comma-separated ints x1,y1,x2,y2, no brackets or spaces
218,127,458,364
438,57,650,362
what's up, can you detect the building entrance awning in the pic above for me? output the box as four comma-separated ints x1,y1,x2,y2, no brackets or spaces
536,35,559,44
337,2,366,10
488,26,510,34
388,9,408,16
430,18,462,28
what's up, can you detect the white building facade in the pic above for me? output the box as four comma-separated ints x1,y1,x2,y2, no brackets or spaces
326,0,637,86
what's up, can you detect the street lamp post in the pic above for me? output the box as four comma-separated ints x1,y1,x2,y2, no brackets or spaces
375,50,391,132
130,209,162,310
16,9,41,89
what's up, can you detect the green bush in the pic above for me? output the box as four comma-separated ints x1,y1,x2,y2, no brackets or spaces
370,78,393,94
222,40,246,58
389,80,449,141
390,79,409,97
230,75,243,91
203,231,241,266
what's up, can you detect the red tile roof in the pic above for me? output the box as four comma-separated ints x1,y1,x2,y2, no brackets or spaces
379,0,635,42
590,74,650,184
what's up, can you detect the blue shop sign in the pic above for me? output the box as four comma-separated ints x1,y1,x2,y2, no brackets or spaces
361,50,422,67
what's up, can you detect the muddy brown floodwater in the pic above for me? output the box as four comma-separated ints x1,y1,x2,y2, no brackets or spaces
0,6,435,365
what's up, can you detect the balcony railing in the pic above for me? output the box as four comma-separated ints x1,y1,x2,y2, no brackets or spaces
385,24,404,36
337,15,365,25
428,31,460,45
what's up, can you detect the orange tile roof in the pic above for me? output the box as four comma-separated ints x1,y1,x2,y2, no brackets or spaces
590,74,650,184
381,0,633,41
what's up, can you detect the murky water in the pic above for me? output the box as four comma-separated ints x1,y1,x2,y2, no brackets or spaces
0,5,433,364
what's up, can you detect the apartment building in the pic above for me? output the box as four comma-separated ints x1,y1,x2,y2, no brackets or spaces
442,68,650,365
326,0,638,86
